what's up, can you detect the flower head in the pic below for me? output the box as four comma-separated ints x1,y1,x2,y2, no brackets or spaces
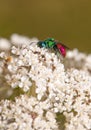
0,34,91,130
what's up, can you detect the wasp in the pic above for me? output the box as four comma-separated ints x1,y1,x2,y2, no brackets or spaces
37,38,68,57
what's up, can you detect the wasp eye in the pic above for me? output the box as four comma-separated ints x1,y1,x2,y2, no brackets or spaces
38,41,46,48
41,42,46,47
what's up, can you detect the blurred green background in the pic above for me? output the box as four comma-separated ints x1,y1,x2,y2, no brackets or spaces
0,0,91,53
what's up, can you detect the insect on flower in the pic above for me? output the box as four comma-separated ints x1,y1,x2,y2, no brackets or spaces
37,38,69,57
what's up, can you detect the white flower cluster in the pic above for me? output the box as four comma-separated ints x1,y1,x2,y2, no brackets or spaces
65,49,91,72
0,95,58,130
0,34,91,130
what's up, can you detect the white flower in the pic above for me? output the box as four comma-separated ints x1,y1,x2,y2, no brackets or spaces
0,38,11,50
0,95,58,130
10,34,38,46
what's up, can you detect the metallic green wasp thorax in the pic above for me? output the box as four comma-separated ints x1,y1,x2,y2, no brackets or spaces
38,38,56,48
44,38,56,48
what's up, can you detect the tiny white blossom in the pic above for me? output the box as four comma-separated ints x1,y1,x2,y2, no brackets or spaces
0,38,11,50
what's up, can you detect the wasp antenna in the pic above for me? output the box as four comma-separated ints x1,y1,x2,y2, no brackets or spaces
29,41,37,45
